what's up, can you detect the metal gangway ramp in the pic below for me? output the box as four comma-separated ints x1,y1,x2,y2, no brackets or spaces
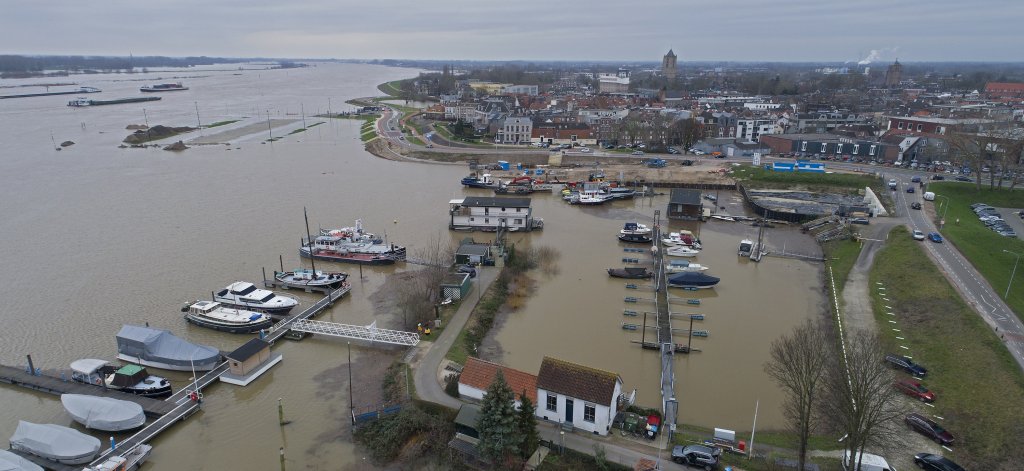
289,319,420,346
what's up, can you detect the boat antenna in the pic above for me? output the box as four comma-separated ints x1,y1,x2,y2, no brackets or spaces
304,207,317,273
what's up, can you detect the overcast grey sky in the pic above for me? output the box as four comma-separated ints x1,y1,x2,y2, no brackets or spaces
3,0,1022,63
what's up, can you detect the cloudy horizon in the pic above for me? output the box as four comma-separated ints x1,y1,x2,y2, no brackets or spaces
4,0,1023,63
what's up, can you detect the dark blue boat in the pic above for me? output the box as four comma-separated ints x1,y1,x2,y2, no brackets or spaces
667,272,720,289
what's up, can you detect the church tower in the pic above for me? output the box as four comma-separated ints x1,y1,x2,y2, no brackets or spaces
885,59,903,88
662,49,678,79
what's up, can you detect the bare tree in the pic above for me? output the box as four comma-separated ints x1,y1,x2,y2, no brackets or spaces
764,319,829,471
394,233,455,329
819,331,905,470
945,119,1024,191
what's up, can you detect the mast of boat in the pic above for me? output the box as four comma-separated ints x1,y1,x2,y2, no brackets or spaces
303,207,317,279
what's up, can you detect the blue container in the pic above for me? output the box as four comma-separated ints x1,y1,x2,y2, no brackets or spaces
516,163,523,170
498,161,510,170
536,169,545,175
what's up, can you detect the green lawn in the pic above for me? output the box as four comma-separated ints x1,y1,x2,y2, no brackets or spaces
377,80,405,97
870,226,1024,470
928,182,1024,320
406,135,426,146
823,239,863,293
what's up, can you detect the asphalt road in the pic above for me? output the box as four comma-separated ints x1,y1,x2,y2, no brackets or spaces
887,172,1024,371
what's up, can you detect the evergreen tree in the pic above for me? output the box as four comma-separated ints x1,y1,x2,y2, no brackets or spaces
476,370,522,465
517,390,539,459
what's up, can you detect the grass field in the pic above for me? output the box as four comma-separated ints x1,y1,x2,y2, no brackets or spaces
928,182,1024,320
377,80,405,97
733,165,883,189
823,239,863,292
869,226,1024,470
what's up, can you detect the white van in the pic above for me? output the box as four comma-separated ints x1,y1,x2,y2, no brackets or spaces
842,450,895,471
923,191,935,201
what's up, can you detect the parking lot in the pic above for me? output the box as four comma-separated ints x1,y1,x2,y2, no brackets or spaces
994,207,1024,240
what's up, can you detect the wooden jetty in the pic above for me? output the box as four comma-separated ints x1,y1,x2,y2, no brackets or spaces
0,365,177,417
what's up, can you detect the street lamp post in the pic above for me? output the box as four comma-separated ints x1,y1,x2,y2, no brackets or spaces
1003,250,1022,299
935,195,950,228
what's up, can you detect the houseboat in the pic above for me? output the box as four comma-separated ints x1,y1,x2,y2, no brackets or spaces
214,281,298,315
449,196,543,232
182,300,274,334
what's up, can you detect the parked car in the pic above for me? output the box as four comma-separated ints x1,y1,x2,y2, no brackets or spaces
906,413,955,446
955,176,971,182
894,378,935,402
911,202,922,210
885,354,928,376
931,175,945,180
888,178,898,189
671,445,721,470
850,217,870,225
667,147,680,154
578,147,592,153
912,230,926,241
456,265,477,278
914,453,966,471
928,232,944,243
632,151,645,156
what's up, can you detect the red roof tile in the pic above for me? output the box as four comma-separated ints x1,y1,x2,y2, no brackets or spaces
459,357,538,403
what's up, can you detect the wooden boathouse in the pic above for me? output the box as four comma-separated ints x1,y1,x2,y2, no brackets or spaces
667,189,703,220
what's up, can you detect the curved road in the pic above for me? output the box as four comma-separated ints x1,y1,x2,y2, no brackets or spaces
886,172,1024,370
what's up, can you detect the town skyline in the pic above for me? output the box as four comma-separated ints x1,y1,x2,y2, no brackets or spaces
4,0,1024,62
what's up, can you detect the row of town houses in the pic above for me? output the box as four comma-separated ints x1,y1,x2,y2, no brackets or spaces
418,78,1022,164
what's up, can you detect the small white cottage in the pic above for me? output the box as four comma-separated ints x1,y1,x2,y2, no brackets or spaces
535,356,623,436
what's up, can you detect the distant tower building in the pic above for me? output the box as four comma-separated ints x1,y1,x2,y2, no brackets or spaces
662,49,678,79
885,59,903,88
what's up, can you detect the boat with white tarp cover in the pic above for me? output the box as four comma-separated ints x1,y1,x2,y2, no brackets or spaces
61,394,146,431
9,421,101,465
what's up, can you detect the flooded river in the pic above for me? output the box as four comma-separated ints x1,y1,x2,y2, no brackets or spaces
0,63,823,469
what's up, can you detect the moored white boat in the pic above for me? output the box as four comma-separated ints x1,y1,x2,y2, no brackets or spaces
214,281,298,314
661,231,701,249
620,222,652,236
70,359,172,398
666,260,709,273
666,246,700,257
182,300,273,334
274,268,348,290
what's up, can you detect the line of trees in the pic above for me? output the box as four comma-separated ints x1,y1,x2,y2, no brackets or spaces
764,321,905,471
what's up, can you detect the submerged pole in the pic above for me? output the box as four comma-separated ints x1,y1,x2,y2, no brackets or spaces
348,342,355,426
279,447,286,471
26,355,34,376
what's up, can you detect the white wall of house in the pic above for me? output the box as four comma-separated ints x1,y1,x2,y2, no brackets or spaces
535,384,621,436
458,383,524,409
451,205,533,230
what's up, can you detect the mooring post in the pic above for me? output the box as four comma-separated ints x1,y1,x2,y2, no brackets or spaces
26,355,34,376
279,447,286,471
110,436,116,451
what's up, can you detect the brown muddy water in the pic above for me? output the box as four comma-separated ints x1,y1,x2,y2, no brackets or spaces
0,63,823,470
